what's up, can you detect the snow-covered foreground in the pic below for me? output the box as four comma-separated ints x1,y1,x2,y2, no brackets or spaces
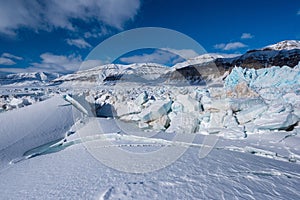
0,93,299,199
0,64,300,199
0,96,75,167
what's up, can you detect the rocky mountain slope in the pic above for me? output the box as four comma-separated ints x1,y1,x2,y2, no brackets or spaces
166,40,300,82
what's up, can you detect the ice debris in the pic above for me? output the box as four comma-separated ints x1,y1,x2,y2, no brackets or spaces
61,63,300,138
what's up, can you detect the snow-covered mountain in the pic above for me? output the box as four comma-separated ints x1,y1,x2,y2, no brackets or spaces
216,40,300,70
0,72,60,86
53,63,171,86
59,40,300,86
172,40,300,73
1,40,299,87
261,40,300,51
173,53,240,69
163,40,299,83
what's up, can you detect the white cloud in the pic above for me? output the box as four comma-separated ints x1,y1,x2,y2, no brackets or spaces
29,53,83,73
84,27,110,38
241,33,254,39
0,53,23,65
120,49,186,65
297,10,300,15
214,42,247,51
0,57,15,65
119,48,199,66
0,0,141,36
2,53,23,60
214,43,226,50
84,32,101,39
1,53,104,74
66,38,92,49
79,60,104,71
162,48,199,59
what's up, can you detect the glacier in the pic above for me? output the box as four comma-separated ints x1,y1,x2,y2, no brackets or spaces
225,62,300,89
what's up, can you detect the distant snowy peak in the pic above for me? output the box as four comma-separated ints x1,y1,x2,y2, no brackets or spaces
6,72,60,82
1,72,60,86
261,40,300,51
222,41,300,69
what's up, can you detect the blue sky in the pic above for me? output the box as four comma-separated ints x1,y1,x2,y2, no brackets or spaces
0,0,299,74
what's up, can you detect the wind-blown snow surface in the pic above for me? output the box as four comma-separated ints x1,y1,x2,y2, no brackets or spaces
0,65,300,199
0,109,299,199
0,96,76,165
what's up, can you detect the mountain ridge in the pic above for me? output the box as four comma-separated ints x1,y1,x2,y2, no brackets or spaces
1,40,299,86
